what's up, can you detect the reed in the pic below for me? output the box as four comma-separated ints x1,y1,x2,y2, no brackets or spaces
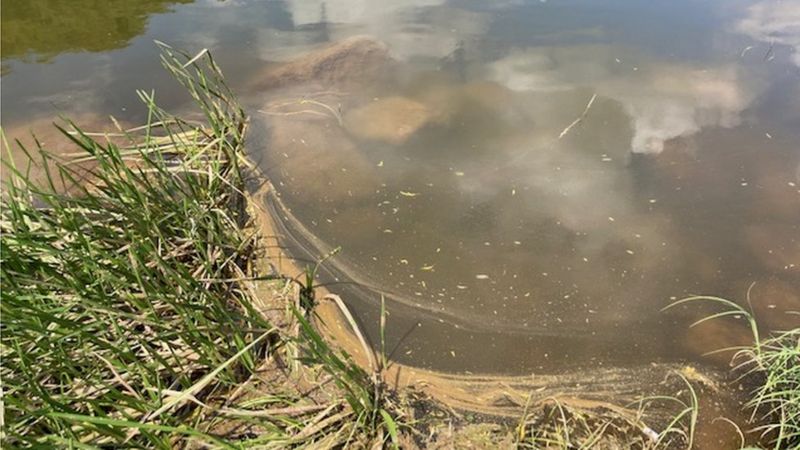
1,44,269,447
665,295,799,449
0,43,408,448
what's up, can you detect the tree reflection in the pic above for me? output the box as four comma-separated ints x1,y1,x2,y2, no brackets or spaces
1,0,192,63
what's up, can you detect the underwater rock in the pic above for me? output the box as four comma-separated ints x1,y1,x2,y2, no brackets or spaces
2,114,134,191
344,96,433,144
3,113,132,156
417,80,518,126
681,318,754,367
255,36,390,90
749,156,800,223
265,114,379,207
744,223,800,275
748,278,800,330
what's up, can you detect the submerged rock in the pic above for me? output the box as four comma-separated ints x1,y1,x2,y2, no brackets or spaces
744,223,800,275
265,114,379,207
254,36,391,90
416,80,518,125
343,81,523,146
680,317,754,367
344,96,433,144
748,278,800,330
4,113,132,156
748,155,800,223
2,114,134,191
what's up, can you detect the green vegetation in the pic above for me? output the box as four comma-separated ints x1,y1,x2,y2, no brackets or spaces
666,295,800,449
514,375,699,450
0,45,401,448
1,43,263,447
753,327,800,448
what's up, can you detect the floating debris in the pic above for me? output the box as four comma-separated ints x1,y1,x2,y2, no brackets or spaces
559,93,597,140
400,191,420,197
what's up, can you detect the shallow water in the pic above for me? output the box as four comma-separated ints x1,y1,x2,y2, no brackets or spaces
3,0,799,379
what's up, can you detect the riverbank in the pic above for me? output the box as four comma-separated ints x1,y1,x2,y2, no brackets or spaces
2,47,795,449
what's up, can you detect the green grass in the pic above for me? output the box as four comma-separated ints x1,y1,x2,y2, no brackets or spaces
666,295,800,449
1,43,405,449
1,44,271,447
752,327,800,448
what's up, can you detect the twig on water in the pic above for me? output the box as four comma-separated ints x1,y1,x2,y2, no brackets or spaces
558,93,597,140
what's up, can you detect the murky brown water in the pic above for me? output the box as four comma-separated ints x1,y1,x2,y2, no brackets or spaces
3,0,798,389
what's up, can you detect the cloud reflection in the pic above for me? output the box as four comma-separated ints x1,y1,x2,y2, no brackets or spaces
737,0,800,66
282,0,489,60
487,46,753,153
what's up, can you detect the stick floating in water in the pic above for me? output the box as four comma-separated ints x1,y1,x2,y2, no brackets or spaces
559,93,597,140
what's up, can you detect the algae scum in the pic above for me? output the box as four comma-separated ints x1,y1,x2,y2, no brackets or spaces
3,0,798,417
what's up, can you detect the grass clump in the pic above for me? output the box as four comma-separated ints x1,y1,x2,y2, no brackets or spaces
514,381,699,450
0,45,270,447
290,306,403,448
1,43,407,449
666,295,800,449
753,327,800,448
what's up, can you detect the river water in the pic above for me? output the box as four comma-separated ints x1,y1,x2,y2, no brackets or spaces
3,0,798,378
